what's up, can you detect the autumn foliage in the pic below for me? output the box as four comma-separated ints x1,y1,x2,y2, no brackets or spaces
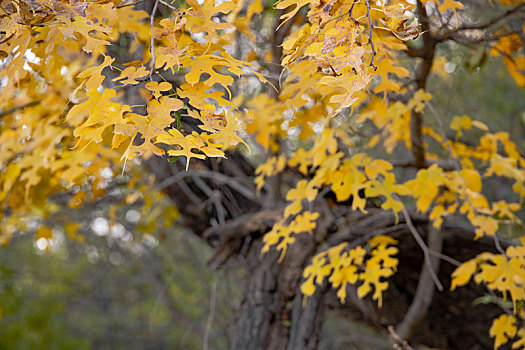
1,0,525,347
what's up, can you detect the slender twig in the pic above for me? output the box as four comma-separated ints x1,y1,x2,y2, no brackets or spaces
388,326,415,350
348,0,357,19
454,3,525,32
192,174,227,225
158,0,182,14
429,249,460,267
493,235,506,256
203,273,217,350
395,197,444,291
177,179,202,204
155,170,260,204
115,0,148,8
149,0,160,82
426,101,461,170
0,101,39,118
396,224,443,341
365,0,377,70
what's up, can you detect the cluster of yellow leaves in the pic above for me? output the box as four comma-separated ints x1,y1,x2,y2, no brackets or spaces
419,117,525,237
278,0,386,114
451,238,525,311
240,0,423,162
490,32,525,87
358,89,431,152
0,0,255,242
254,155,287,192
261,108,525,315
451,238,525,349
261,128,409,258
262,211,320,260
0,0,152,240
301,235,398,307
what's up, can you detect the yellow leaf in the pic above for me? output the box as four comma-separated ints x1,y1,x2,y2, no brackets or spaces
474,254,525,311
156,129,206,170
460,169,482,192
300,276,316,296
490,314,516,350
112,66,149,86
365,159,393,180
145,81,172,99
77,55,114,90
472,120,489,131
450,259,477,290
512,329,525,349
290,211,319,234
329,264,358,302
366,174,409,214
275,0,311,27
450,115,472,138
404,164,445,213
286,180,318,203
438,0,463,22
472,215,499,239
57,16,111,53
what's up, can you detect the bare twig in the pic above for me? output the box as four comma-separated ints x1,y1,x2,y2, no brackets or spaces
395,224,443,340
348,0,357,19
388,326,415,350
396,198,444,291
158,0,182,14
426,101,461,170
202,209,283,242
115,0,148,9
155,169,260,204
177,179,202,204
192,174,227,225
428,249,460,267
203,273,217,350
0,101,39,118
365,0,377,70
450,3,525,32
149,0,160,81
493,235,507,257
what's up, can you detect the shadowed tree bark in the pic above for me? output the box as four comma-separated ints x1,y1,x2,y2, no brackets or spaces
145,150,511,349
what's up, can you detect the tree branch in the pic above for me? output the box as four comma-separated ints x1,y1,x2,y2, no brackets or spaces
155,169,261,204
149,0,160,81
445,3,525,33
398,201,443,292
410,0,436,168
0,101,39,118
202,209,283,244
395,224,443,342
